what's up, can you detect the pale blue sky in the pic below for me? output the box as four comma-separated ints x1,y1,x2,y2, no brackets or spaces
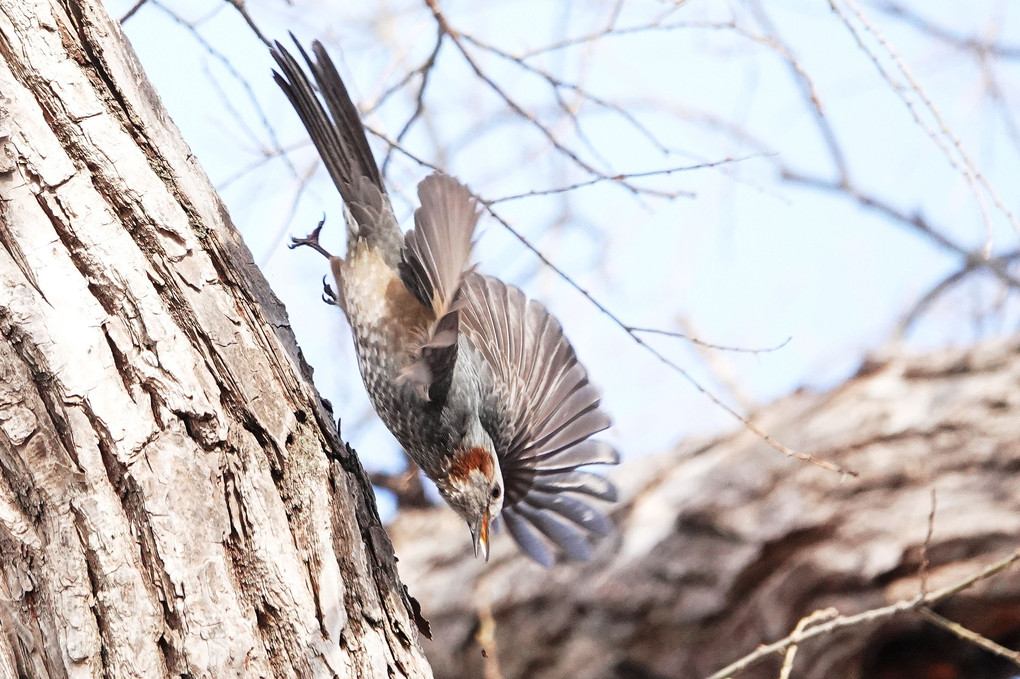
106,0,1020,513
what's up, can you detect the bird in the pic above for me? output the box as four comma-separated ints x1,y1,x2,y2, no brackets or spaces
271,38,618,566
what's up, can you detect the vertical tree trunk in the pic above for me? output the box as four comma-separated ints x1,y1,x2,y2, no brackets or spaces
0,1,431,676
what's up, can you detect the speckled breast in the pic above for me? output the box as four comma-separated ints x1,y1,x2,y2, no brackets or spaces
334,245,453,476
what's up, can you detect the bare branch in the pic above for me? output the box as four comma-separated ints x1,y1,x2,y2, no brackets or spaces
782,170,1020,290
379,28,445,177
223,0,269,47
152,1,297,180
919,608,1020,667
919,488,936,598
896,250,1020,339
875,2,1020,60
779,609,840,679
830,0,1020,250
705,549,1020,679
746,0,849,182
627,326,791,354
423,0,610,181
118,0,148,23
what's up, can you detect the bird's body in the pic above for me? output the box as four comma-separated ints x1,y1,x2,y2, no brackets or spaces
336,240,483,484
273,39,617,565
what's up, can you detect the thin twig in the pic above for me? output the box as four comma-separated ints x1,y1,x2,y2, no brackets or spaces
747,1,848,182
627,327,791,355
260,158,319,268
486,157,770,205
895,251,1020,339
461,32,675,156
919,488,936,598
424,0,609,182
118,0,149,23
704,549,1020,679
154,1,296,178
779,609,839,679
783,171,1020,291
920,608,1020,667
874,2,1020,61
475,581,505,679
380,28,445,177
223,0,270,47
831,0,1020,250
516,19,738,60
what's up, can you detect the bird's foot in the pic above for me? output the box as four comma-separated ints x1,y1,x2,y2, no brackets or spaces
289,215,333,259
321,275,338,306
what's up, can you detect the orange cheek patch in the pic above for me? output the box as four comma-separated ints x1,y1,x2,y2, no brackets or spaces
449,446,494,482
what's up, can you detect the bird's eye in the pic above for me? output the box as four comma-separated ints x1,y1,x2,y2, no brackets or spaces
490,485,501,500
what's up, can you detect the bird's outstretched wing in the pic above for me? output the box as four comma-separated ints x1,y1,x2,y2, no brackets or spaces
458,272,618,566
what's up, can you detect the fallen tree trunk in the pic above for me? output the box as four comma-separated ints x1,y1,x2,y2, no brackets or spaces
391,338,1020,679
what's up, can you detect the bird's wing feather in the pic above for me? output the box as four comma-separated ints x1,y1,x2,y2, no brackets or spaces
458,271,618,564
399,175,479,315
397,175,480,404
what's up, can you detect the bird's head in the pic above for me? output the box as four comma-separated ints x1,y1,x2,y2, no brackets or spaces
438,421,503,560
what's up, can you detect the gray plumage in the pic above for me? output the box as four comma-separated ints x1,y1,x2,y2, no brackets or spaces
272,38,618,566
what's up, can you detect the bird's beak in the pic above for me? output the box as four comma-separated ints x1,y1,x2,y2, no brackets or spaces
472,510,491,561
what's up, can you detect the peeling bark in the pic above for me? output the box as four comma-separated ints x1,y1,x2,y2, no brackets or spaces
0,1,430,677
391,339,1020,679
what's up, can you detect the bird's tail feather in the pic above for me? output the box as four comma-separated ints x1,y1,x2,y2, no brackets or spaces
271,38,402,260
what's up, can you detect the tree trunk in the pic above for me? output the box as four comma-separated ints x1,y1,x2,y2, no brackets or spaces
0,1,431,677
391,339,1020,679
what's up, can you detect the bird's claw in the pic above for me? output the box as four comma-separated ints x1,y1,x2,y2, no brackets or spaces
289,215,333,259
321,275,338,306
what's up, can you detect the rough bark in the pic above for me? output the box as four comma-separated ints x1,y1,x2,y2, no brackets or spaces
391,338,1020,679
0,1,430,677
